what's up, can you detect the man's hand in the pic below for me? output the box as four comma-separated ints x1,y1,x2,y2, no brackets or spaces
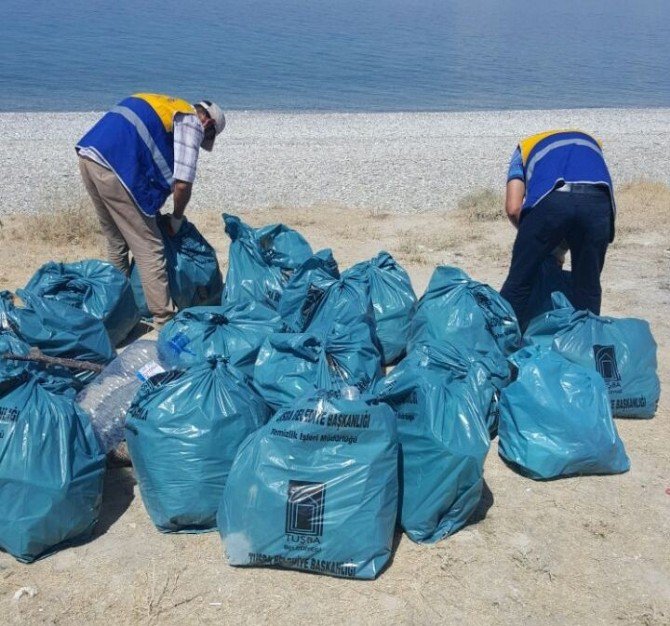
505,179,525,228
172,180,193,220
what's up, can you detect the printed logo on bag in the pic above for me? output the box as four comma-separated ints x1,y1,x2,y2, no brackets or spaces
266,287,282,305
474,290,506,338
593,345,622,391
285,481,326,537
0,406,19,422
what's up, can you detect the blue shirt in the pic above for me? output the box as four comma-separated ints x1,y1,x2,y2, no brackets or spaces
507,147,524,182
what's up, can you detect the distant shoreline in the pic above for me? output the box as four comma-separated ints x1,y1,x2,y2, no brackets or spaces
2,104,670,116
1,107,669,216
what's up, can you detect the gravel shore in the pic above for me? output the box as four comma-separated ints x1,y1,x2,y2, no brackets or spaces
1,107,669,215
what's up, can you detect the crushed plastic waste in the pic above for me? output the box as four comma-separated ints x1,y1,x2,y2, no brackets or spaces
76,339,165,453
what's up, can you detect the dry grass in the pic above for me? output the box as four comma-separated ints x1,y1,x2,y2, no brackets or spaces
457,189,505,222
615,179,670,233
3,199,102,247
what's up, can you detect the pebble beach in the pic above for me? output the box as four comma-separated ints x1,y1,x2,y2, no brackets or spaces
1,107,669,216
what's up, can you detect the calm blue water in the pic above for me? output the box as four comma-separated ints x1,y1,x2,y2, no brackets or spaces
1,0,668,112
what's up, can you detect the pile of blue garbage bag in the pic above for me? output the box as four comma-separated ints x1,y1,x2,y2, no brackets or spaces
0,212,660,579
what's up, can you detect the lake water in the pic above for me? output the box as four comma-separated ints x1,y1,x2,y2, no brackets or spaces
1,0,668,112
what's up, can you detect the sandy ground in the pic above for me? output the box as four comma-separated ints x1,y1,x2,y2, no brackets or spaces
1,108,669,216
0,182,669,625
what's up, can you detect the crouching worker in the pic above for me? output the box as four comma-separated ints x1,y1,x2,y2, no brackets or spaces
500,129,615,330
76,93,225,326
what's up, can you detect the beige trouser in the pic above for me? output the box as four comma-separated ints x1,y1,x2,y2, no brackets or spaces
79,157,176,325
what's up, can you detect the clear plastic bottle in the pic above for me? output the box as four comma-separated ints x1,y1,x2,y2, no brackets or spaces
76,340,166,452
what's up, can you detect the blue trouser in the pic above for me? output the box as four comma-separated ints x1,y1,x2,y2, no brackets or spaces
500,186,613,330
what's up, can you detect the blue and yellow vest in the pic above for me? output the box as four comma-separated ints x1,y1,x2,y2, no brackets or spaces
76,94,195,217
518,130,614,210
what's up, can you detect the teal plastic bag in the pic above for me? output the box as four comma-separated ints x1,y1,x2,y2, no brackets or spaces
218,390,398,579
277,249,340,331
0,328,81,397
131,216,223,317
0,373,105,562
376,343,496,543
343,252,417,365
301,273,377,337
524,295,660,418
24,259,140,346
498,346,630,480
0,290,115,370
157,302,283,374
523,292,574,348
0,328,30,380
222,214,312,308
254,319,383,409
409,266,521,357
125,358,270,533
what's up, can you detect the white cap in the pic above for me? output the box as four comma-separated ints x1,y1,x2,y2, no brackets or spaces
197,100,226,151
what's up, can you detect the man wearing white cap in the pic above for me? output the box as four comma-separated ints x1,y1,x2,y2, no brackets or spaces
76,93,226,325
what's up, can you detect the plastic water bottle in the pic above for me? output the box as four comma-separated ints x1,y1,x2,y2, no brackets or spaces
76,340,166,452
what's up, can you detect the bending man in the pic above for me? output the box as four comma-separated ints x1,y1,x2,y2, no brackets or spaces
500,129,615,330
76,93,225,326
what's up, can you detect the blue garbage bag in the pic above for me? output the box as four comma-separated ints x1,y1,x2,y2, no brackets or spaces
0,372,105,562
131,216,223,318
125,358,270,533
376,343,496,543
0,290,115,369
300,273,377,339
157,301,283,374
524,295,660,418
0,328,81,397
0,328,30,378
409,266,521,357
218,390,398,579
277,249,340,331
24,259,140,346
254,319,383,409
498,346,630,480
255,221,314,271
343,252,417,365
523,292,575,348
222,214,313,308
525,257,573,330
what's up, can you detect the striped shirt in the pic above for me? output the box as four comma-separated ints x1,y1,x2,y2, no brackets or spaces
78,112,203,184
172,113,204,183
